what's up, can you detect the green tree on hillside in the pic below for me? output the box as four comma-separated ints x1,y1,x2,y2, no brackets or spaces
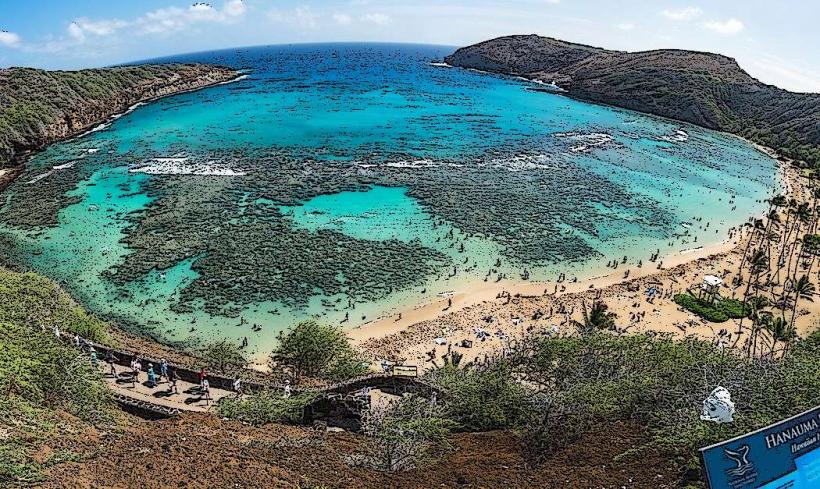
270,320,367,383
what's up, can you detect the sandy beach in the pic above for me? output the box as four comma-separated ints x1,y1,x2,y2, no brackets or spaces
350,154,816,369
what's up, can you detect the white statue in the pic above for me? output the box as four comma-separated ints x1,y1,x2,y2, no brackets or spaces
700,386,735,424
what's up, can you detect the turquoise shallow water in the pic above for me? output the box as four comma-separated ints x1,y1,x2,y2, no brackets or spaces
0,43,780,357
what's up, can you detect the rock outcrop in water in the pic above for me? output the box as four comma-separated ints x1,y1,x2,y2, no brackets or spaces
0,64,239,171
445,35,820,165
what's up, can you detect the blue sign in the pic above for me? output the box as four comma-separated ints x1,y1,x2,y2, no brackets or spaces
701,406,820,488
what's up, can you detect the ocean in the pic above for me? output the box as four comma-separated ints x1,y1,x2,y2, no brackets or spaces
0,43,779,357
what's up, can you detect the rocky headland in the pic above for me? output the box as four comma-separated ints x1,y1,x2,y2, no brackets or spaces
445,35,820,166
0,63,239,189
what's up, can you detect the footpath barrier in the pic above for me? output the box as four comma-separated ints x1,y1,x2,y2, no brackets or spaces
61,332,435,423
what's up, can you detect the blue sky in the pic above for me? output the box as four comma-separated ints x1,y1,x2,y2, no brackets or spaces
1,0,818,92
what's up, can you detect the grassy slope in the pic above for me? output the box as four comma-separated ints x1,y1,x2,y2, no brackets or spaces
0,267,113,485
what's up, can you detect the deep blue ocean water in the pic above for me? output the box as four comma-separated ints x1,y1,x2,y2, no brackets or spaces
0,43,780,355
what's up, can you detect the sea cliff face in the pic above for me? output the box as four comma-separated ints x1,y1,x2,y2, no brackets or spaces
0,64,239,172
446,35,820,166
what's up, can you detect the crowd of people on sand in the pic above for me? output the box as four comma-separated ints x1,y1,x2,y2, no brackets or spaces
359,219,766,368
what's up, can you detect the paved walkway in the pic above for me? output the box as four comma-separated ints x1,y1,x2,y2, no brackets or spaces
100,362,240,413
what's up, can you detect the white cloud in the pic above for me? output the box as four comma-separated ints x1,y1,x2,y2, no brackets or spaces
747,53,820,93
68,18,129,41
361,13,391,26
138,0,247,35
268,7,319,29
0,30,22,48
15,1,248,55
662,7,703,21
333,13,353,25
703,18,744,35
616,23,635,31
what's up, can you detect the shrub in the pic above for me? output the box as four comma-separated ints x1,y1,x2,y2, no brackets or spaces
200,339,248,374
271,320,367,382
674,293,747,323
511,331,820,470
424,361,532,431
216,391,318,426
357,395,457,472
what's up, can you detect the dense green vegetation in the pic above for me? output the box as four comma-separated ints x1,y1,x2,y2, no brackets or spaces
271,320,368,383
674,292,748,323
199,339,249,374
0,65,233,167
0,267,109,343
216,391,318,426
0,267,114,485
446,35,820,166
425,361,531,431
404,330,820,482
513,332,819,467
357,395,457,472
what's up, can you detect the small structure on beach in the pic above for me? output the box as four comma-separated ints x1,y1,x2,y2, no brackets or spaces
699,275,722,303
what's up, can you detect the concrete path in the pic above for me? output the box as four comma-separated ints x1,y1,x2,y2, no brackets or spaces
100,362,240,413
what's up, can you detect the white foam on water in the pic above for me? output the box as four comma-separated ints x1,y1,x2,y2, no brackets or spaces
659,129,690,143
26,171,54,184
555,132,616,153
53,162,76,170
385,159,438,169
490,153,554,171
218,74,251,85
130,157,246,176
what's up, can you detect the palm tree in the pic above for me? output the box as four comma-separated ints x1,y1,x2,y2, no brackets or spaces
789,275,815,332
763,211,781,257
782,203,812,282
738,249,769,335
745,296,770,357
765,316,796,359
576,300,617,334
802,234,820,275
738,219,766,277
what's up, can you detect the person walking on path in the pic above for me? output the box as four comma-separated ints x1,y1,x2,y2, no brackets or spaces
132,358,142,386
147,364,157,388
283,380,292,398
168,368,179,395
233,378,242,399
159,359,168,382
105,350,117,377
89,347,98,367
201,379,211,406
198,367,208,389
